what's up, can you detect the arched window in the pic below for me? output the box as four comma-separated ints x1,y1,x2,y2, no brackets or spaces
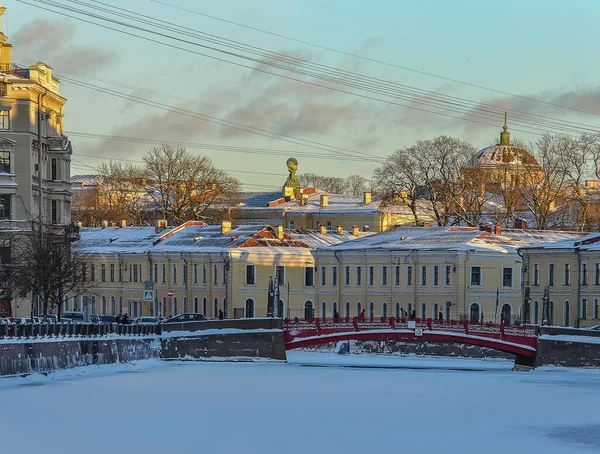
223,297,227,319
356,302,362,317
304,300,314,320
382,302,388,318
321,301,327,321
368,301,374,321
91,296,96,314
202,297,207,315
194,297,199,313
469,302,480,323
394,302,400,320
549,301,555,325
563,300,570,326
533,300,539,324
161,296,166,318
110,296,116,315
213,298,218,317
501,303,512,325
432,303,439,321
344,301,350,318
173,296,178,316
332,302,338,319
245,298,254,318
445,303,451,321
420,302,427,319
407,302,413,318
101,296,106,314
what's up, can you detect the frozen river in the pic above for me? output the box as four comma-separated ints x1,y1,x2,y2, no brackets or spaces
2,352,600,454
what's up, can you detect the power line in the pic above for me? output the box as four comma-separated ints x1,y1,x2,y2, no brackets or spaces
150,0,600,119
19,0,599,138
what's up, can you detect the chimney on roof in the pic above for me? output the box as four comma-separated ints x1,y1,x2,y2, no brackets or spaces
495,222,502,236
320,194,329,207
275,225,284,240
513,218,528,230
363,191,372,204
352,225,359,236
155,219,168,234
283,186,294,199
120,219,127,228
221,220,232,235
301,194,309,206
320,224,327,235
362,225,370,232
585,180,599,189
101,220,108,229
294,187,303,200
336,225,344,235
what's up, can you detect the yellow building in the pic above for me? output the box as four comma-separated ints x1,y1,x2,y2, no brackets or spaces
520,233,600,327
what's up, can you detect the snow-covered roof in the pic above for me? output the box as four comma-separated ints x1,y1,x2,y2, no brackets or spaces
519,232,600,251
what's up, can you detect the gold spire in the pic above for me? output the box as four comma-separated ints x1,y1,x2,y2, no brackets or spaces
500,111,510,145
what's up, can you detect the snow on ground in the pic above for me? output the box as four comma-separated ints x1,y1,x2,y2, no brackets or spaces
1,353,600,454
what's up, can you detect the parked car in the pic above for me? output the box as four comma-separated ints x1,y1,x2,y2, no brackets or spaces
63,311,85,324
43,314,58,323
135,316,158,325
61,318,74,324
587,325,600,330
100,315,117,324
0,317,10,325
162,313,207,323
90,314,101,324
10,317,27,325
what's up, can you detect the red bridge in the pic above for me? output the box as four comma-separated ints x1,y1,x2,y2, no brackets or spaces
283,318,539,358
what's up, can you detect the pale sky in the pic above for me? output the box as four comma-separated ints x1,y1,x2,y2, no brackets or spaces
6,0,600,190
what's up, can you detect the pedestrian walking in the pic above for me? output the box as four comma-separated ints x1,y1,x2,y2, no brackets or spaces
121,313,128,324
218,310,224,320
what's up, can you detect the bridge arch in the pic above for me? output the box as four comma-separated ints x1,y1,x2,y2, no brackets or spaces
469,302,481,323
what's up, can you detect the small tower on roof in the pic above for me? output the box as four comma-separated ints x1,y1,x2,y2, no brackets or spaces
500,111,510,146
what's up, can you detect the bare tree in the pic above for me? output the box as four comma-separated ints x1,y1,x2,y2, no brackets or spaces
298,173,346,193
1,223,95,320
345,174,367,196
143,145,240,224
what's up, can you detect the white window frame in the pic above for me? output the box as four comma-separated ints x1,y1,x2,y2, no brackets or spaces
368,266,374,286
548,263,555,287
420,265,427,287
501,267,513,289
533,263,540,286
470,265,482,288
245,264,256,286
381,265,388,286
444,265,451,287
406,265,413,287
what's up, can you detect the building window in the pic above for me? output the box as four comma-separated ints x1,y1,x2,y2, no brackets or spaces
0,150,9,173
594,298,599,319
394,265,400,286
51,200,58,224
193,264,198,284
564,263,571,286
368,266,374,286
119,263,123,282
213,264,218,285
420,265,427,287
581,298,588,319
162,264,166,283
320,266,326,286
305,266,314,287
406,265,412,287
153,263,157,283
595,263,600,286
202,264,206,284
222,264,226,284
445,265,451,286
101,264,106,282
0,194,10,219
132,264,139,282
581,262,588,286
433,265,439,286
382,266,387,286
172,264,177,284
90,264,95,282
332,266,337,286
533,263,540,286
502,267,513,288
276,265,285,285
548,263,555,286
344,266,350,286
470,266,482,287
245,265,255,285
289,220,294,229
51,158,57,181
0,110,9,130
356,266,362,286
110,263,115,282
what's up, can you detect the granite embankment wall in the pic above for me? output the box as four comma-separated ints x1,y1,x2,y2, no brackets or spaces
0,337,160,376
0,319,285,376
536,326,600,367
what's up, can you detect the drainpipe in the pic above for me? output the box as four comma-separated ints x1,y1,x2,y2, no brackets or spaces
575,248,581,328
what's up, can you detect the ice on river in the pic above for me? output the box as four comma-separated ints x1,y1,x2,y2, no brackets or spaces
1,352,599,454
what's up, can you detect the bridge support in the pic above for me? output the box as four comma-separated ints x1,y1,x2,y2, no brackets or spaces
513,354,536,370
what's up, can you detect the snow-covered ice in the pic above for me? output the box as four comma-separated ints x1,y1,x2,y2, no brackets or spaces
1,353,600,453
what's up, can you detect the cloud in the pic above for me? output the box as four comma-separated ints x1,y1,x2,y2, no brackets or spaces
11,18,118,73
